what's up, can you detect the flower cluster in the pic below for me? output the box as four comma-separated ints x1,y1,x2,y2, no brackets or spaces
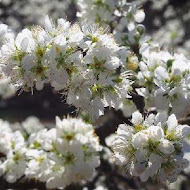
0,119,29,183
136,43,190,118
0,116,102,189
111,111,190,183
0,16,133,119
26,117,102,189
76,0,145,32
1,0,190,188
76,0,146,47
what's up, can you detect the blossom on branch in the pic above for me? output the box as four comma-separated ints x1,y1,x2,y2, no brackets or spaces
111,111,190,183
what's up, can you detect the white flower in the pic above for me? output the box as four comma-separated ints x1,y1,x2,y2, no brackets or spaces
25,149,48,179
29,128,56,151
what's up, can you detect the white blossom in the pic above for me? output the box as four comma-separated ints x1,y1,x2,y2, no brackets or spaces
0,116,101,189
136,43,190,118
25,116,102,189
111,111,190,183
0,16,133,119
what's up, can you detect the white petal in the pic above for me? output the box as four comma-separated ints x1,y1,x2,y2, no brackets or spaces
167,114,178,131
44,15,54,33
154,66,169,80
132,111,143,125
